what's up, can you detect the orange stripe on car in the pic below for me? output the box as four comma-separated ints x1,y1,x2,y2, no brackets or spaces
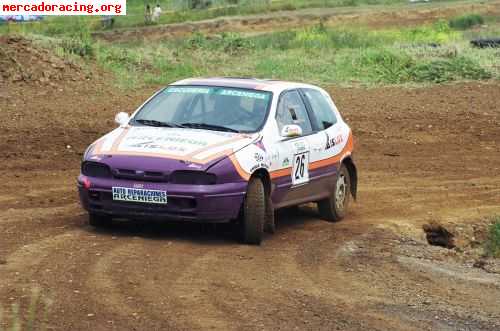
229,154,251,181
270,167,292,179
110,127,130,153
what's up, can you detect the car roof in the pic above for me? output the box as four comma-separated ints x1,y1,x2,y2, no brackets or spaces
171,77,320,93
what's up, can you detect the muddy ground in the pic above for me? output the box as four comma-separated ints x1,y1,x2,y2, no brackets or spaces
1,37,500,330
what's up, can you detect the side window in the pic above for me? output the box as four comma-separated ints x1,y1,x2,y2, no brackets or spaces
276,90,313,135
302,89,337,130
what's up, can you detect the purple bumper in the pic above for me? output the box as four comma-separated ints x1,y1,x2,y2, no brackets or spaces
78,175,246,222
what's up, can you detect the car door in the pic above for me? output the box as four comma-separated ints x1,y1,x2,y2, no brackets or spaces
299,88,344,199
270,89,315,208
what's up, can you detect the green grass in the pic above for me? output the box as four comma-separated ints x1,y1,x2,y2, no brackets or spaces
485,216,500,258
449,13,485,30
18,17,500,89
88,20,497,87
0,288,50,331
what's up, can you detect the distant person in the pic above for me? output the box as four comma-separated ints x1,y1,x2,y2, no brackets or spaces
152,4,162,23
145,4,152,24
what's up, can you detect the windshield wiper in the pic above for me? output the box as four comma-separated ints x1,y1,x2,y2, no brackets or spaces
135,119,183,128
180,122,239,133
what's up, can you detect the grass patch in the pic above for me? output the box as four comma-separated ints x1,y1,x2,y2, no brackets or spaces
0,287,50,331
410,56,491,83
485,216,500,258
28,19,499,88
449,13,485,30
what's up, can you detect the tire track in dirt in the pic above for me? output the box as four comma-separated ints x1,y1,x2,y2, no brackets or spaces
0,204,79,224
85,242,188,330
189,233,417,331
2,232,80,274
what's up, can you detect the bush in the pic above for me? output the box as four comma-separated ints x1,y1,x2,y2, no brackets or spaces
185,31,208,49
402,20,457,44
60,36,94,57
449,14,485,30
292,26,330,49
485,217,500,258
410,57,491,83
184,32,251,54
357,48,414,83
215,32,253,54
57,21,95,57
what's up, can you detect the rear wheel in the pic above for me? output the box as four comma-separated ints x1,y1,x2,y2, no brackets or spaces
239,177,266,245
318,164,351,222
88,213,112,228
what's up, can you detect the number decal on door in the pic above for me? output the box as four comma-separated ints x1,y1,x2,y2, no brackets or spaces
292,152,309,186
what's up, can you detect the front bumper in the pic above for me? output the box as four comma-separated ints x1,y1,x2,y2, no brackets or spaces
77,175,246,222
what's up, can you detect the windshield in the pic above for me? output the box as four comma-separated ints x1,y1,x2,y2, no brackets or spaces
132,85,273,133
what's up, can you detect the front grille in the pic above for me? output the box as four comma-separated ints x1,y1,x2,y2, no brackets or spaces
82,162,112,178
113,169,169,182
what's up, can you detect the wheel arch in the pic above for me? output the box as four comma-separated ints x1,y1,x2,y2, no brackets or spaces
250,168,272,198
342,157,357,200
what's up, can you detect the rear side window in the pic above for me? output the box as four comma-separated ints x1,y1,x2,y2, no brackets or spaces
276,90,313,135
302,89,337,130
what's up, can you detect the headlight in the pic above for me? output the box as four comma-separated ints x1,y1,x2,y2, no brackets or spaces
170,170,216,185
83,143,95,161
81,161,112,178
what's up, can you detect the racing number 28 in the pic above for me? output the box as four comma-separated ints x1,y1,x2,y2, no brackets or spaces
292,152,309,185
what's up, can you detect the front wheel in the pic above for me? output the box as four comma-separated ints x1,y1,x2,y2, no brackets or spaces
239,177,266,245
318,164,351,222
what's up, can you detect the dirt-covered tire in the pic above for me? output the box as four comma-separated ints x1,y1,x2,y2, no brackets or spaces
240,177,266,245
88,213,112,228
318,164,351,222
264,195,275,234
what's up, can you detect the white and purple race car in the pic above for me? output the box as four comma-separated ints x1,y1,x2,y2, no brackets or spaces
78,78,357,244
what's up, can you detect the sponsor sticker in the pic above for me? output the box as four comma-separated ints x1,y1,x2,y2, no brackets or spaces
218,89,269,100
325,132,344,150
112,187,167,204
166,87,211,94
165,86,270,100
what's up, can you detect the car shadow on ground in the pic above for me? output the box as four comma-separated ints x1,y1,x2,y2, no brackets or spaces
81,205,325,244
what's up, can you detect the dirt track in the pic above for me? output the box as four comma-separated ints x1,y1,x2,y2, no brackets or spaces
1,54,500,331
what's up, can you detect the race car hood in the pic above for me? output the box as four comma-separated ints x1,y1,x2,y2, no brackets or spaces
85,126,259,172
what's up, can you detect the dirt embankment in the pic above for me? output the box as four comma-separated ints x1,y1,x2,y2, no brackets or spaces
1,38,500,330
0,36,88,86
94,0,500,42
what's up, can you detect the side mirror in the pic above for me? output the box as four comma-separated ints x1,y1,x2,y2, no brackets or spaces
115,112,130,127
281,124,302,138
